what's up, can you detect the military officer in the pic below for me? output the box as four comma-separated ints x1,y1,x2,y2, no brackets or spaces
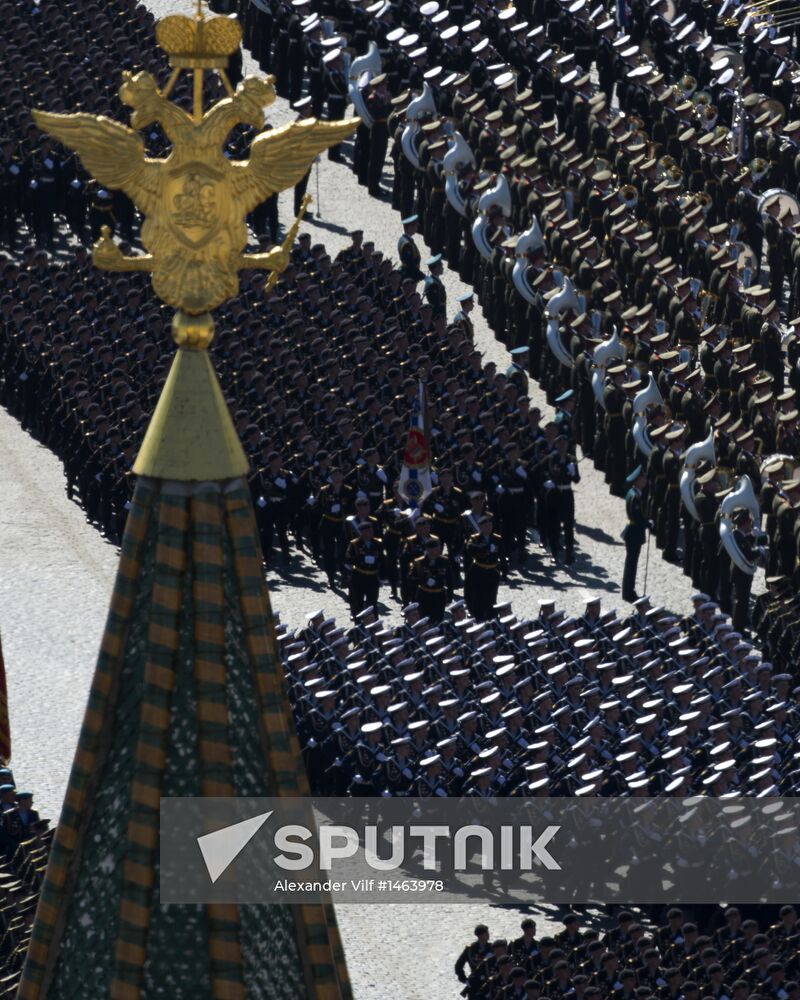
507,345,530,395
409,536,453,622
398,214,424,282
463,513,506,621
621,465,649,603
344,519,384,617
424,254,447,319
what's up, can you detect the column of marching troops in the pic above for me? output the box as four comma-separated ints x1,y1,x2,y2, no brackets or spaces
9,0,800,637
451,906,800,1000
6,0,800,645
0,0,251,254
4,6,800,987
0,0,167,252
0,225,589,627
0,763,50,998
283,591,800,802
231,0,800,637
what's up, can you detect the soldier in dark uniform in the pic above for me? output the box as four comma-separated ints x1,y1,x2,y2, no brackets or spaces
322,47,349,162
398,214,424,282
463,513,505,621
661,424,686,564
376,488,408,600
498,440,530,564
348,722,386,796
291,96,315,216
88,184,116,242
693,468,721,598
317,467,353,588
0,137,22,250
730,508,764,634
30,138,58,250
365,74,392,197
254,449,296,565
507,345,530,395
453,291,476,338
423,253,447,319
603,364,628,497
409,536,453,622
622,465,649,603
384,737,416,796
455,924,493,989
546,433,581,566
422,468,464,557
344,519,384,617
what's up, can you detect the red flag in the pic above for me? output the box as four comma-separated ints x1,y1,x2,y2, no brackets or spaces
0,632,10,763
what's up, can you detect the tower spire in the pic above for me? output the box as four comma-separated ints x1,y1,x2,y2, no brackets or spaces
19,9,356,998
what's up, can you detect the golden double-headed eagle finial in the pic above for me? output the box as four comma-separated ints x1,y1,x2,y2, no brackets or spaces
31,5,357,320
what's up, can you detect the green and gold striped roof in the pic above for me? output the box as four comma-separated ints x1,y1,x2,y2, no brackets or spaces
18,478,350,1000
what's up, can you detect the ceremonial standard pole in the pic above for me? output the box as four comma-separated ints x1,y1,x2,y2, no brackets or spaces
19,6,357,998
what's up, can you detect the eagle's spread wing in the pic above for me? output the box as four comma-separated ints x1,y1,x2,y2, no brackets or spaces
232,117,358,215
32,110,159,215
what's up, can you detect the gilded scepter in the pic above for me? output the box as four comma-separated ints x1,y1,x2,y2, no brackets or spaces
265,192,312,293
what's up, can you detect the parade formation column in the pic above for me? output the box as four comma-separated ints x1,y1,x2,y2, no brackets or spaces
18,6,356,998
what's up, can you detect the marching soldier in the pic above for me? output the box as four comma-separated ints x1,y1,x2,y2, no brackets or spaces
546,434,580,566
254,450,297,565
344,519,384,617
422,467,464,557
498,441,530,564
409,536,453,622
463,514,506,621
317,467,353,588
621,465,649,603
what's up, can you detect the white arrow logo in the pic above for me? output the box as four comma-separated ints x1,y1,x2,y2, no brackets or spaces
197,811,273,883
